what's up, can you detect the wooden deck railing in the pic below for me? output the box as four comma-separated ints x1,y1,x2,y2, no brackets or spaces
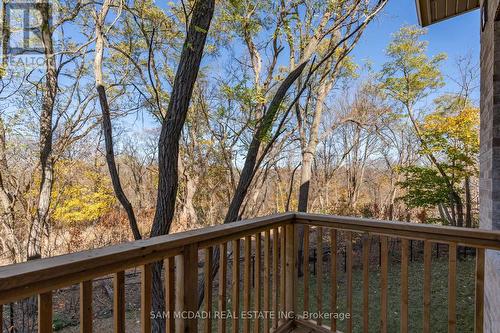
294,213,500,333
0,212,499,333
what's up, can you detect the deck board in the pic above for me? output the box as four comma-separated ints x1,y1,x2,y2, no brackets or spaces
291,319,342,333
289,328,314,333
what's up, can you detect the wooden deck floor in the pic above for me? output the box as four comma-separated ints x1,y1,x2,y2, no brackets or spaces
290,327,317,333
281,319,338,333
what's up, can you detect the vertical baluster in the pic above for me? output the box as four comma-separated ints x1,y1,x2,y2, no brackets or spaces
205,247,213,333
263,230,271,333
448,243,457,333
330,229,337,332
316,227,323,326
38,291,52,333
400,239,409,333
254,233,261,333
380,236,388,333
303,225,310,312
165,257,175,333
423,241,432,333
184,244,199,333
0,304,2,333
243,236,251,333
80,280,92,333
285,224,296,315
474,248,485,333
141,264,152,333
219,243,227,333
280,226,286,318
362,234,370,333
232,239,240,333
346,231,353,333
272,228,279,330
176,255,185,333
113,272,126,333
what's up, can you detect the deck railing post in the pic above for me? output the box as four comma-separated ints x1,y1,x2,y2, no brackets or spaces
285,222,297,319
176,243,199,333
80,280,93,333
113,272,126,333
38,292,52,333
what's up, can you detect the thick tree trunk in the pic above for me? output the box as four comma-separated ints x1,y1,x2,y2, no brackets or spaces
224,61,309,224
298,153,313,212
149,1,215,331
94,0,141,241
296,80,331,275
27,2,57,261
297,62,333,213
296,153,312,276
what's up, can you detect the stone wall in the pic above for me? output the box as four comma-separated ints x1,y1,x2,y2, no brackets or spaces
480,0,500,331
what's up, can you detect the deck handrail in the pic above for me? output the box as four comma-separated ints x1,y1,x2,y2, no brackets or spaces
0,213,292,304
295,212,500,249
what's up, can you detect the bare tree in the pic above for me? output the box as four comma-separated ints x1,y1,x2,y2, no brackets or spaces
26,1,59,260
93,0,141,240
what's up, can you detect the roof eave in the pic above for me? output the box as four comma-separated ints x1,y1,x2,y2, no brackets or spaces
415,0,425,26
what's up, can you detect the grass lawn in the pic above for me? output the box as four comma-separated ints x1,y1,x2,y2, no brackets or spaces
295,255,476,333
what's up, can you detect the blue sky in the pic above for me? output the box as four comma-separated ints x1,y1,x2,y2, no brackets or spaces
353,0,480,99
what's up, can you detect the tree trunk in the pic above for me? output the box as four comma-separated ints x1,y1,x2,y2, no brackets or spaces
149,1,215,331
465,176,472,228
94,0,141,241
298,152,313,212
438,203,453,225
452,191,464,227
224,61,309,225
296,80,331,275
176,158,199,231
386,175,400,220
296,153,312,277
27,2,57,261
0,119,22,262
1,0,9,68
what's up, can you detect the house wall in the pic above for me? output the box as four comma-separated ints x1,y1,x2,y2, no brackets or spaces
480,0,500,331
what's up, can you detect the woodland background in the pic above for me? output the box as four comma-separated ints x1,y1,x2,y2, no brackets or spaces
0,0,479,267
